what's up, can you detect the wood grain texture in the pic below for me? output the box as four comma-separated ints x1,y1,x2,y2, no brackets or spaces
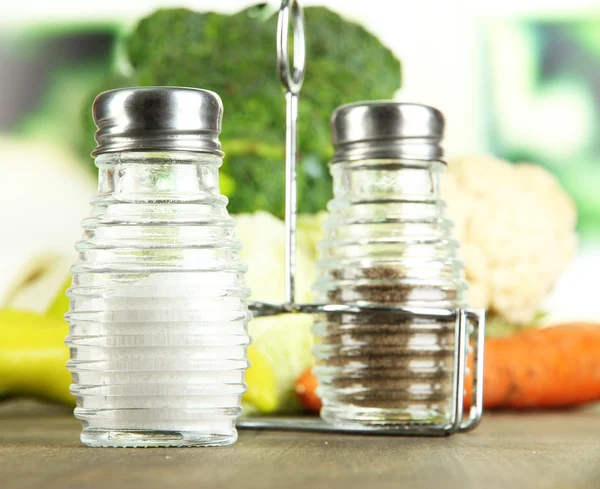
1,401,599,489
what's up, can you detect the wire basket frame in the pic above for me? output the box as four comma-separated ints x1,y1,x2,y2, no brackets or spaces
237,0,485,436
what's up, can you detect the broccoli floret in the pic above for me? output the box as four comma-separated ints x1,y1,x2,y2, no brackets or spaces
81,5,401,217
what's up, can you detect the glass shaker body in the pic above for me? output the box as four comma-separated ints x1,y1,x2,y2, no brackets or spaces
313,103,468,427
66,88,250,447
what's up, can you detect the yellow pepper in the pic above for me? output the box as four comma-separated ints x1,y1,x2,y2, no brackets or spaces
0,308,279,414
0,309,74,405
244,346,279,413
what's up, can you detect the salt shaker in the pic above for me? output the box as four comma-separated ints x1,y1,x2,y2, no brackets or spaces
66,87,251,447
313,102,470,428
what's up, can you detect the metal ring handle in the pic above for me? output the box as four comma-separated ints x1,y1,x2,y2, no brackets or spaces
277,0,306,94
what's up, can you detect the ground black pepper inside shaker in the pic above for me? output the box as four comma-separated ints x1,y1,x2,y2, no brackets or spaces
312,102,469,426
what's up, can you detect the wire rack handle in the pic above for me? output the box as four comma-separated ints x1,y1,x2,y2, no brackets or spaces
277,0,306,304
277,0,306,94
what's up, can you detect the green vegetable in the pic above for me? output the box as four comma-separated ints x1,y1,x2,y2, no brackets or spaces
81,5,401,217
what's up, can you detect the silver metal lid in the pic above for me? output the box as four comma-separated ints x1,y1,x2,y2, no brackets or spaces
330,102,445,163
92,87,224,156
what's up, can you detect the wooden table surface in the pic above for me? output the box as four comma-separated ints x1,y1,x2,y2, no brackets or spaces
1,401,599,489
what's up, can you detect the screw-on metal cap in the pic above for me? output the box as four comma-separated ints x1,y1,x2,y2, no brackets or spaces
92,87,224,157
330,102,445,163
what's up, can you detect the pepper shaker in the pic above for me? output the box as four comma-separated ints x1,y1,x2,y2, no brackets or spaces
313,102,475,428
66,87,251,447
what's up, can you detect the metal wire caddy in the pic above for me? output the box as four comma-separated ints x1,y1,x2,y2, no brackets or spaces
236,0,485,436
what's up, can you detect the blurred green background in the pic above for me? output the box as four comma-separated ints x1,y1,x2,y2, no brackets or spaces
487,18,600,237
3,4,599,235
2,0,599,321
1,0,599,410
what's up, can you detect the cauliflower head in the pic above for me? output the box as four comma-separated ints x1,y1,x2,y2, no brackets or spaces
234,211,317,304
441,155,577,324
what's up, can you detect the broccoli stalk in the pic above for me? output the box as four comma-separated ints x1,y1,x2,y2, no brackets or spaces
81,5,401,217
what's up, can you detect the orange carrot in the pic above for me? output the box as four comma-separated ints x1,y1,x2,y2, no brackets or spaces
466,323,600,409
296,367,322,413
298,323,600,412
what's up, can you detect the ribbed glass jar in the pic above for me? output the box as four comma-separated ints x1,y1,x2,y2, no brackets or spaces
313,155,468,427
66,150,250,447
